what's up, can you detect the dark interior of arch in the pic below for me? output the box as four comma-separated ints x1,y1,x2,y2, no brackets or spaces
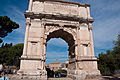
46,29,75,58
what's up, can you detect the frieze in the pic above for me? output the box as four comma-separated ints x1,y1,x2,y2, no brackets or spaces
24,12,94,23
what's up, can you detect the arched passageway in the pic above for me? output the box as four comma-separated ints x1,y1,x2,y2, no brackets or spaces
46,38,69,64
46,29,76,59
45,38,69,78
45,29,75,78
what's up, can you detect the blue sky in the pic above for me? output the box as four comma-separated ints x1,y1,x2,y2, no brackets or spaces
0,0,120,64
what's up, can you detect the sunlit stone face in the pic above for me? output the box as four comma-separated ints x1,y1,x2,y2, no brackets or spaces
17,0,101,80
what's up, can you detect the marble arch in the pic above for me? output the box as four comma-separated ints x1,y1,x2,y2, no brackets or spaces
46,29,76,59
45,25,77,41
17,0,101,80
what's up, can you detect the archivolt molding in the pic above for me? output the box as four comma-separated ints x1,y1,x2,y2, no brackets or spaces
45,25,77,40
64,27,77,40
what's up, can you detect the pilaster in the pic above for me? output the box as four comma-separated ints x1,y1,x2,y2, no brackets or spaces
88,23,94,56
22,18,31,57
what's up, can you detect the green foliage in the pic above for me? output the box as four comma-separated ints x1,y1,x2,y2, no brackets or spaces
98,33,120,76
113,34,120,47
0,43,23,67
0,16,19,43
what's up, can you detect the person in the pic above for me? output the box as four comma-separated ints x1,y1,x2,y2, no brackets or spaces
0,72,9,80
58,72,61,78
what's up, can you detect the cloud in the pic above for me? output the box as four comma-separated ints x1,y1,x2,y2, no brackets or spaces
1,4,26,44
5,5,26,33
92,1,120,49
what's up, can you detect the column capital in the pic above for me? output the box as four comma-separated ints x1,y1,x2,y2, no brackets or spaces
26,18,31,25
88,23,93,30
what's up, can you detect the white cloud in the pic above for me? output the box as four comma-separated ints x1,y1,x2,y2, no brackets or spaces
2,5,26,44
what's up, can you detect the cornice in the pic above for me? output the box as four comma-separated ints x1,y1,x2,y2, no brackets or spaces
24,12,94,23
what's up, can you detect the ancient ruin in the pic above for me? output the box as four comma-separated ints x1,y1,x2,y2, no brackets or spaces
17,0,101,79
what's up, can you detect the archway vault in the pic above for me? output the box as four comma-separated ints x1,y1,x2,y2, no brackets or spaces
45,25,77,41
46,28,76,60
46,29,75,48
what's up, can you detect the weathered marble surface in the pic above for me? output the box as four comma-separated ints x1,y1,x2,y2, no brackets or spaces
18,0,100,80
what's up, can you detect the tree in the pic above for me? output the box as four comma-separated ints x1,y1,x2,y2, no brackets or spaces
0,43,23,67
113,34,120,47
98,33,120,76
0,16,19,43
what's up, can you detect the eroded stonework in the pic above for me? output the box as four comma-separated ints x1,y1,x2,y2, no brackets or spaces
17,0,101,80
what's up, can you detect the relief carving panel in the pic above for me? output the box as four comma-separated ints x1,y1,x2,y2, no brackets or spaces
45,25,77,40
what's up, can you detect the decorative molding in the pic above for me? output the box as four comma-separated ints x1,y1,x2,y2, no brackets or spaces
24,12,94,23
26,18,31,25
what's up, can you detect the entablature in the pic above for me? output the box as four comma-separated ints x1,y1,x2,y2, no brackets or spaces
42,19,79,28
24,12,94,23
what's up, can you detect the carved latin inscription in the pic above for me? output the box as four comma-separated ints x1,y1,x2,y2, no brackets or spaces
44,2,78,15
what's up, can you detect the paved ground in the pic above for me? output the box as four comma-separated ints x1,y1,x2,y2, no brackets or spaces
102,76,120,80
6,75,120,80
48,78,72,80
9,77,120,80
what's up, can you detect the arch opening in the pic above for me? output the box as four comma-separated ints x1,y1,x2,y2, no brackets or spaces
46,29,76,59
45,29,76,78
46,38,69,64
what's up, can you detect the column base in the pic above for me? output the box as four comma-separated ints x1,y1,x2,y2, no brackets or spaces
17,70,47,80
68,70,102,80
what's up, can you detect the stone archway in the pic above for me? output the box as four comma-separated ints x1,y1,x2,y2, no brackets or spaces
46,29,76,61
17,0,101,80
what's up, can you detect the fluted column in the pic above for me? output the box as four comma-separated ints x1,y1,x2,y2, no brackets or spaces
43,39,46,70
77,24,84,57
22,18,31,57
89,23,94,56
41,22,45,70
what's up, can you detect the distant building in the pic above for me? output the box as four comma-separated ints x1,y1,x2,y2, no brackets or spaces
46,59,69,71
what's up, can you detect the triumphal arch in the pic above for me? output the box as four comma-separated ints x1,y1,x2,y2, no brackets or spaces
18,0,100,79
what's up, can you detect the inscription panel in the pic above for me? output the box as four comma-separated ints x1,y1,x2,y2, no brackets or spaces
32,1,79,16
44,2,78,15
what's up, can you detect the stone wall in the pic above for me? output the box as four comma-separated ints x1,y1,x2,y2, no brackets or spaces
32,0,89,19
